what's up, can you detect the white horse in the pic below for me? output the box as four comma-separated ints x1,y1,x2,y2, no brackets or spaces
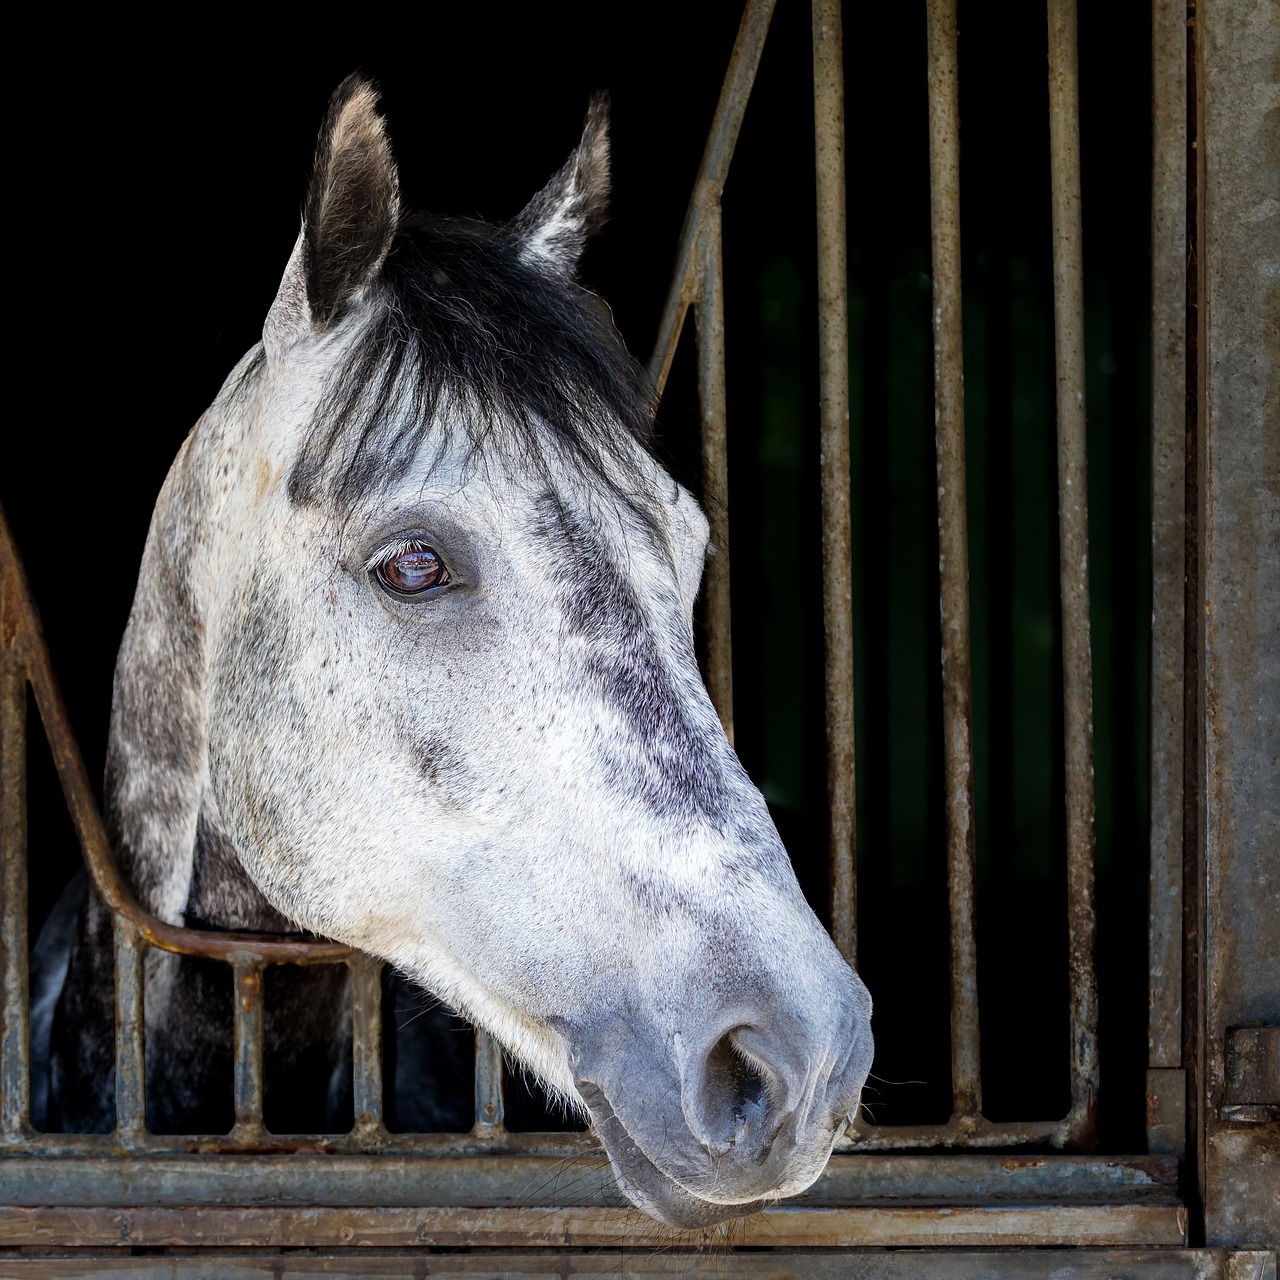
49,76,873,1227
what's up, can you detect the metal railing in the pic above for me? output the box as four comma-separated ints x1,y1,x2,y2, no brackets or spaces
648,0,1099,1151
0,0,1193,1254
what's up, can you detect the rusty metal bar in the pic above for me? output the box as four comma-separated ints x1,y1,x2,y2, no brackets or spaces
113,921,146,1142
473,1029,505,1133
1146,0,1189,1158
1047,0,1100,1145
0,1151,1178,1207
0,564,29,1141
695,207,734,739
349,953,383,1132
0,506,349,966
812,0,858,967
925,0,982,1123
231,955,266,1140
0,1201,1191,1250
647,0,775,397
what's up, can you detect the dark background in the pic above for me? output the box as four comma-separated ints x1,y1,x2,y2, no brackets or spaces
9,2,1152,1146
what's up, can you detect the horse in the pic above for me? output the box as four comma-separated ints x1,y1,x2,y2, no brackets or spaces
44,75,874,1228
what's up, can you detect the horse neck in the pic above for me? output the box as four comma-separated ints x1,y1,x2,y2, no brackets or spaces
183,807,295,933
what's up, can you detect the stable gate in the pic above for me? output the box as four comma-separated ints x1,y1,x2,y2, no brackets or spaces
1,0,1276,1275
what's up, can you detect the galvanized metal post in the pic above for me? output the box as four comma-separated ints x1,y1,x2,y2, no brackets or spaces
473,1030,505,1133
696,207,735,740
231,955,266,1141
113,922,147,1144
349,954,384,1133
1047,0,1101,1145
812,0,858,967
0,561,29,1141
648,0,776,400
925,0,982,1125
1146,0,1189,1159
1197,0,1280,1243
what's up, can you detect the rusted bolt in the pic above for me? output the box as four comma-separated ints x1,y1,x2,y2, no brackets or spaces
238,968,261,1012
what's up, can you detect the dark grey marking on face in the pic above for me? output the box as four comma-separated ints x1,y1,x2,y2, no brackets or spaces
535,501,749,830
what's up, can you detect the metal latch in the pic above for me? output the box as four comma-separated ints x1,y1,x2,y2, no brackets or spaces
1222,1025,1280,1123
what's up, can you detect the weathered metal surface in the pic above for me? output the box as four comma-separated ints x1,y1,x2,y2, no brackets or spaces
0,1251,1253,1280
473,1030,505,1133
812,0,857,967
1149,1067,1190,1157
1197,0,1280,1248
230,957,265,1142
0,556,29,1143
1227,1254,1280,1280
1046,0,1101,1148
647,0,775,398
1148,0,1189,1106
1222,1027,1280,1123
925,0,981,1124
348,955,383,1132
0,1202,1189,1249
695,205,734,739
111,924,145,1144
0,1153,1178,1209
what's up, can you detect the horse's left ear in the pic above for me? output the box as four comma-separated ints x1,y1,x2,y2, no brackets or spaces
509,93,610,279
266,75,401,357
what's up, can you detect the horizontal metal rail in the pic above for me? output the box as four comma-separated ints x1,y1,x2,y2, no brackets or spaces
0,0,1106,1166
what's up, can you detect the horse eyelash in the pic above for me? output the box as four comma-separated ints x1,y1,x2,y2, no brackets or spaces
364,537,434,572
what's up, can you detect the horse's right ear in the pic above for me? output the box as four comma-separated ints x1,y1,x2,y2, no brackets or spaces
265,75,400,358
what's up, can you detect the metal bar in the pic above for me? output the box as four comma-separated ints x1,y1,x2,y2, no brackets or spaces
0,505,349,966
0,559,29,1140
1147,0,1188,1072
695,209,734,739
231,955,266,1140
812,0,858,967
647,0,776,398
112,921,146,1142
924,0,982,1123
349,953,383,1132
0,1202,1190,1250
0,1152,1179,1208
473,1030,505,1133
0,1249,1237,1280
1046,0,1100,1146
1146,0,1189,1158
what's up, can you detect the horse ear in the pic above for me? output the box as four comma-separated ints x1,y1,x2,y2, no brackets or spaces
510,93,610,279
265,75,400,354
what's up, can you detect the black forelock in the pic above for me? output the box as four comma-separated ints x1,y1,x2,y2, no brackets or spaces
287,214,660,525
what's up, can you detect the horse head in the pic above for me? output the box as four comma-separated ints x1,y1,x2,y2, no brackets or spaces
107,76,873,1227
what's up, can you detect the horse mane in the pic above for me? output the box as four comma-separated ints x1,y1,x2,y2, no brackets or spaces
285,213,662,529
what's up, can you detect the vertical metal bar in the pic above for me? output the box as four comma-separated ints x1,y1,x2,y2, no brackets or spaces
231,955,265,1139
349,953,383,1133
648,0,777,398
473,1029,505,1132
812,0,857,966
925,0,982,1122
696,209,734,741
1047,0,1100,1144
1146,0,1188,1157
113,920,146,1142
0,597,29,1140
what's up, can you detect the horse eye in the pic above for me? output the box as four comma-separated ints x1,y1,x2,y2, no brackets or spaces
373,543,451,596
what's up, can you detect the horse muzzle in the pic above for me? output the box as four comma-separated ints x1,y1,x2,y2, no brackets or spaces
562,980,873,1228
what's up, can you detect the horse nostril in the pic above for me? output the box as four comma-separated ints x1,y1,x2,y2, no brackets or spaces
689,1028,778,1158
